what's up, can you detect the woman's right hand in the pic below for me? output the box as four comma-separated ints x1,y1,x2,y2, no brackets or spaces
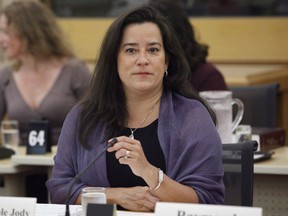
105,186,160,212
107,136,152,178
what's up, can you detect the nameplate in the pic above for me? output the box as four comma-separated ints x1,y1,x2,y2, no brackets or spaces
0,196,36,216
87,203,116,216
155,202,262,216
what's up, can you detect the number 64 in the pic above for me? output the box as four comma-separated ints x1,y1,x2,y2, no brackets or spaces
28,130,45,146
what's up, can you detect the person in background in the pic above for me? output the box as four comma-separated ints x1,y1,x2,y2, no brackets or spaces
0,0,90,202
0,0,91,146
47,6,224,211
149,0,228,92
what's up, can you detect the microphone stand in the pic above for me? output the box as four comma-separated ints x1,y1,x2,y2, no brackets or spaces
65,138,117,216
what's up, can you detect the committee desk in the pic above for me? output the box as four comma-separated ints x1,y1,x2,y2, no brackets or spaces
217,64,288,146
1,146,288,216
0,146,56,196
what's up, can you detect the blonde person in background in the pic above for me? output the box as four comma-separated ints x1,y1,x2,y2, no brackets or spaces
0,0,90,202
0,0,91,146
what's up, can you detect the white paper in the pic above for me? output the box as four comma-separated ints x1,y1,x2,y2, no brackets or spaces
36,204,82,216
155,202,262,216
0,196,36,216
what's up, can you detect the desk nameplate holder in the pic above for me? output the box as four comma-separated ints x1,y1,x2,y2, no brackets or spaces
155,202,262,216
0,196,36,216
87,203,116,216
26,120,51,155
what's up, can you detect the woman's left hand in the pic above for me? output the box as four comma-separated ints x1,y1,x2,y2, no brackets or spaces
106,186,159,212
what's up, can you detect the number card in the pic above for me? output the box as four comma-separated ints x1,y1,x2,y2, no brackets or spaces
26,120,51,154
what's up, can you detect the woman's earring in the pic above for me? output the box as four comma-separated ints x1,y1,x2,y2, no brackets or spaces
164,70,168,77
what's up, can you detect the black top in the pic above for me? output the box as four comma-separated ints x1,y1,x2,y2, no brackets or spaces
106,119,166,187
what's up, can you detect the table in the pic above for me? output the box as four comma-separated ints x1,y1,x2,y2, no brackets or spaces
0,146,56,197
11,146,56,166
0,157,33,196
253,146,288,216
1,146,288,216
219,64,288,216
36,204,154,216
11,146,56,179
217,64,288,146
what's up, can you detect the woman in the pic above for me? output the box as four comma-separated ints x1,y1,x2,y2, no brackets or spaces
0,0,91,146
47,6,224,211
149,0,228,92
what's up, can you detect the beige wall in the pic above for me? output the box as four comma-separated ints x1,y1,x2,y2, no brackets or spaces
58,17,288,65
192,17,288,64
1,0,288,65
0,0,15,8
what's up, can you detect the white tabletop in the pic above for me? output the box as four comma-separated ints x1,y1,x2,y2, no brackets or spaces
11,146,56,166
254,146,288,175
0,157,33,174
36,204,154,216
3,145,288,176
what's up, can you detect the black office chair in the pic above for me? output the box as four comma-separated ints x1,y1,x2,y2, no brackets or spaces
222,140,258,206
230,83,279,128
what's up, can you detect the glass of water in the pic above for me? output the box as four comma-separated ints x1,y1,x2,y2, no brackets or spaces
234,124,252,143
81,187,106,216
1,120,20,153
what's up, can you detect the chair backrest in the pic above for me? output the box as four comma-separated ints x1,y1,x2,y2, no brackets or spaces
222,140,258,206
230,83,279,128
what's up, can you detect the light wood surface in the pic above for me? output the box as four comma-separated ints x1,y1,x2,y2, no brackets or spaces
217,64,288,86
254,146,288,175
57,18,288,64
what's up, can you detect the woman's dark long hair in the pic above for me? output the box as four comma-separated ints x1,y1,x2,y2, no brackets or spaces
149,0,208,72
79,6,215,146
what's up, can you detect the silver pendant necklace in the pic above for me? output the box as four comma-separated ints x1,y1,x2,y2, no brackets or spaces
129,98,160,139
129,128,139,140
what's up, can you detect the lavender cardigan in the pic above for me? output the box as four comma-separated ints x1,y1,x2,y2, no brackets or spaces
46,90,224,204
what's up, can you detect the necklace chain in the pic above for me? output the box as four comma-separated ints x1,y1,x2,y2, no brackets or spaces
129,98,160,139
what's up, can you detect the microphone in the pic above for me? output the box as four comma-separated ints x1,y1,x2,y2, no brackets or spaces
65,137,118,216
